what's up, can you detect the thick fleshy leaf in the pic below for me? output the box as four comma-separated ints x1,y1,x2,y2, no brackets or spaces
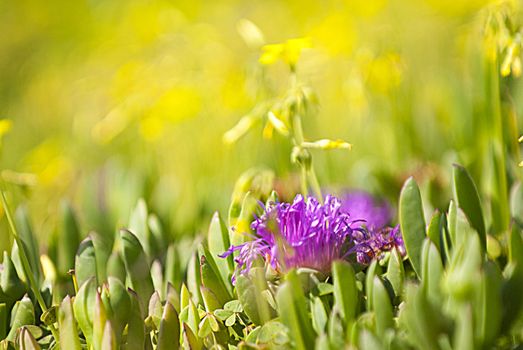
157,302,180,350
275,270,315,350
18,326,41,350
125,289,150,350
443,234,482,301
147,291,162,331
119,229,154,310
372,277,393,337
207,212,233,289
236,268,274,325
453,306,475,350
399,177,426,277
365,260,380,311
101,277,131,342
475,261,502,348
92,292,107,350
91,231,113,284
181,323,203,350
399,284,448,350
56,201,81,277
14,207,42,285
311,297,328,334
199,245,232,305
73,277,97,347
0,251,25,309
129,199,154,259
386,247,404,297
421,239,443,302
186,252,202,306
164,244,181,291
452,164,486,251
426,210,442,253
7,294,34,342
75,237,97,287
332,261,358,325
106,251,126,283
58,295,81,350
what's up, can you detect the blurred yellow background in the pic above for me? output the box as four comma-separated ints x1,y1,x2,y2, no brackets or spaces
0,0,519,246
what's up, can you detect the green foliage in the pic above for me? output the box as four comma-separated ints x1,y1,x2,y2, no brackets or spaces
0,2,523,348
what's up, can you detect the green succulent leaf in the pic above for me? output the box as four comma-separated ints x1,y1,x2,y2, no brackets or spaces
119,229,154,310
58,295,81,350
207,212,233,288
372,276,394,337
276,270,315,350
399,177,426,277
452,164,486,252
7,294,34,342
75,238,97,287
17,326,41,350
157,302,180,350
332,260,358,325
73,277,97,347
236,268,274,325
386,247,404,297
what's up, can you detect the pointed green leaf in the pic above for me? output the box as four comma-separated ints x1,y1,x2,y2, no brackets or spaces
276,270,315,350
73,277,96,347
372,276,393,336
58,295,81,350
120,229,153,310
427,210,442,253
452,164,486,251
475,261,502,348
207,212,233,289
92,292,107,350
56,201,81,277
157,302,180,350
125,289,149,350
399,177,426,277
1,251,25,309
91,231,113,284
421,239,443,303
75,237,97,287
199,251,232,306
311,297,328,334
386,247,404,297
7,294,34,341
332,261,358,325
14,206,41,285
18,326,41,350
236,268,274,325
106,251,126,283
365,260,380,311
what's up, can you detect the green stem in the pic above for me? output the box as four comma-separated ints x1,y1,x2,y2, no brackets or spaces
300,167,308,197
308,168,323,201
0,189,60,342
289,70,324,202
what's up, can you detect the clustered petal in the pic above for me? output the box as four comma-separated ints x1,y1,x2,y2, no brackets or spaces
221,193,405,282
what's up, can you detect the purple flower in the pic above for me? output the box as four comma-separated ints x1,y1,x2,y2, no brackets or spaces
340,191,405,264
220,194,360,280
340,191,392,230
220,193,406,282
352,225,405,264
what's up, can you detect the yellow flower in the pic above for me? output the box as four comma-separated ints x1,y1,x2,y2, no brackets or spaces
259,37,312,67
